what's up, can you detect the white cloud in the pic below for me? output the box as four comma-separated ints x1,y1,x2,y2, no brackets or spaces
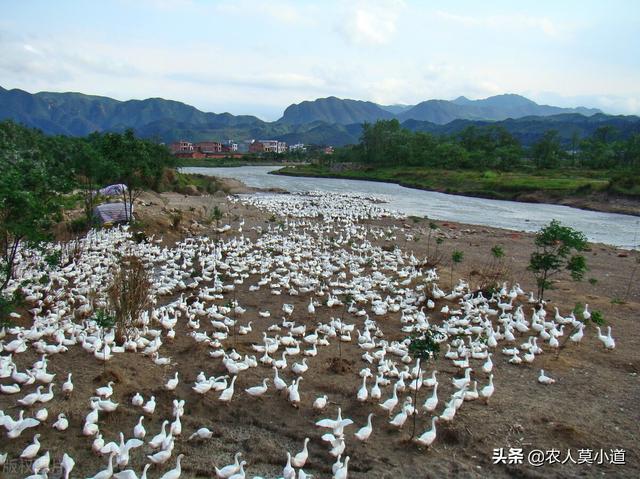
339,0,406,45
436,11,563,38
215,0,305,24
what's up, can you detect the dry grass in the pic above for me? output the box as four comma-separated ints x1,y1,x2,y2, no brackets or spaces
107,255,151,343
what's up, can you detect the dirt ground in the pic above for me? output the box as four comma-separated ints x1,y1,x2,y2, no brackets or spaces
1,181,639,478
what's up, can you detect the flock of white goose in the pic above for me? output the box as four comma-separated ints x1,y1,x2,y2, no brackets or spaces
0,191,615,478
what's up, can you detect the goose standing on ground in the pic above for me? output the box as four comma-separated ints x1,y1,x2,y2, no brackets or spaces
96,381,114,398
283,452,295,479
481,374,494,402
189,427,213,441
414,417,438,447
423,384,438,412
334,456,349,479
228,460,247,479
354,413,374,441
313,394,328,410
159,454,184,479
357,376,368,402
292,437,310,468
88,452,115,479
379,383,399,415
215,452,242,478
32,450,50,475
245,379,269,397
134,416,146,439
62,373,74,396
20,433,41,459
165,372,179,391
143,396,156,415
61,453,75,479
219,376,237,402
114,464,151,479
596,326,615,350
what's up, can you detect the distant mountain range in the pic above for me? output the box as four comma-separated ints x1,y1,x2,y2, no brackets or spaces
1,85,638,147
279,94,601,125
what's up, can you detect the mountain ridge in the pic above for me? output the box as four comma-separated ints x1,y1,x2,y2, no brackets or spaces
1,85,634,148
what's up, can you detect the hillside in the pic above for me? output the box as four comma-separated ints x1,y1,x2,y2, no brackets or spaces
1,86,635,147
403,113,640,146
278,96,393,124
0,86,267,138
397,94,601,124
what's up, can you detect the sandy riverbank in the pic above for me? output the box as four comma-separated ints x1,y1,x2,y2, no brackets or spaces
3,182,638,478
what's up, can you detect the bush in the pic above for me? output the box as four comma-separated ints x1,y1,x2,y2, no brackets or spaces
107,256,151,343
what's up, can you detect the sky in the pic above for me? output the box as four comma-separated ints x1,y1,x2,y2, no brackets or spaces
1,0,639,120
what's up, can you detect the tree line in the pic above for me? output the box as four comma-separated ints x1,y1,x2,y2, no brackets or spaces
327,119,640,171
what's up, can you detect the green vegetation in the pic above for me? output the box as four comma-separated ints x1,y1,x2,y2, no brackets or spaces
407,329,441,439
277,119,640,202
528,220,588,301
450,250,464,289
277,163,615,200
177,157,293,168
0,120,174,296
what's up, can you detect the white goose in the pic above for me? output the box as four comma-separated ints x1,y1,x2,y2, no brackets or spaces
188,427,213,440
480,374,494,402
159,453,184,479
52,412,69,431
538,369,556,385
165,372,179,391
414,416,438,447
354,413,374,441
215,452,242,478
62,373,74,396
596,326,615,350
134,416,146,439
292,437,310,468
219,376,237,402
357,376,368,402
245,378,269,397
313,394,328,410
423,383,438,412
20,433,41,459
379,383,399,415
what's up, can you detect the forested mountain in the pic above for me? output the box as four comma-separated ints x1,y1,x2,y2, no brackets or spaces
279,96,394,124
1,86,635,147
396,94,600,124
0,86,265,137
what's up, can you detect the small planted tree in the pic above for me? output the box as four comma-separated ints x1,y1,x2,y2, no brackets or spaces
210,205,223,229
336,292,355,361
479,244,507,292
426,221,438,261
93,308,116,373
210,205,224,242
434,237,444,262
407,330,441,439
528,220,588,302
450,250,464,289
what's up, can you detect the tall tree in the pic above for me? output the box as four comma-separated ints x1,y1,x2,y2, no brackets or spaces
531,130,564,169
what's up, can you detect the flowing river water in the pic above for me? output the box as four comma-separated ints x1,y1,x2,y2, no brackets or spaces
182,166,639,249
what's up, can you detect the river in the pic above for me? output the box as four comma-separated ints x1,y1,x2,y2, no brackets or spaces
183,166,639,248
